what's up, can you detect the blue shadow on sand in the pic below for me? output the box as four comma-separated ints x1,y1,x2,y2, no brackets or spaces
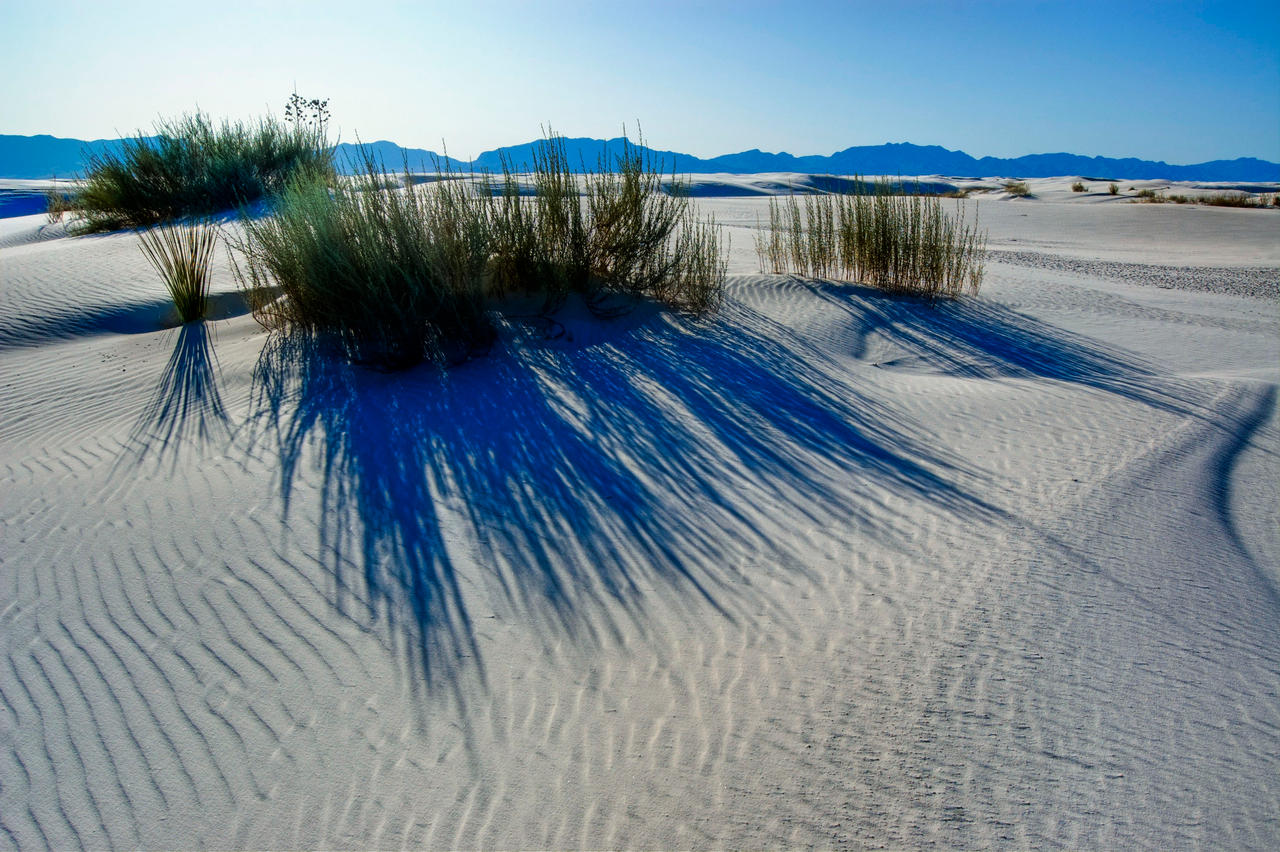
119,322,230,471
245,299,1019,709
799,278,1195,415
243,280,1224,710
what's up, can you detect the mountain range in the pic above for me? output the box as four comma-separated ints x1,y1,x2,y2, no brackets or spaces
2,133,1277,182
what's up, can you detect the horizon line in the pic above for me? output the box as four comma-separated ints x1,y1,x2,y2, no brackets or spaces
3,130,1277,169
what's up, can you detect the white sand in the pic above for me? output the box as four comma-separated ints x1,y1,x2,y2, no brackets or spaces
1,177,1278,848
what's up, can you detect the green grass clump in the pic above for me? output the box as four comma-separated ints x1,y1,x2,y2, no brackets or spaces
1003,180,1032,197
138,219,219,323
1071,181,1087,192
487,132,726,314
230,130,727,369
71,112,333,232
231,158,492,369
756,178,986,299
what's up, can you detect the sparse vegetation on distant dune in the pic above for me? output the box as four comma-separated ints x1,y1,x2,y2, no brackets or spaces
69,112,334,232
1135,187,1276,207
1003,180,1032,197
1200,191,1277,208
755,179,986,299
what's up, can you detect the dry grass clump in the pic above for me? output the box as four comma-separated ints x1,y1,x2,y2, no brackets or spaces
1109,183,1120,195
231,131,727,369
1003,180,1032,197
1071,181,1087,192
138,219,219,323
1134,188,1273,207
45,184,75,223
69,112,334,233
1200,191,1275,208
756,178,986,299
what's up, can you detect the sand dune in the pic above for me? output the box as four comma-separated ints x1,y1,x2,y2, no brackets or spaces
1,185,1277,848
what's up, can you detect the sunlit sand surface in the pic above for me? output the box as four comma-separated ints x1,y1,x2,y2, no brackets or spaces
1,177,1277,848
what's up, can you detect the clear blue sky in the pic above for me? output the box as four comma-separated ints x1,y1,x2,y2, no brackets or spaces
3,0,1277,163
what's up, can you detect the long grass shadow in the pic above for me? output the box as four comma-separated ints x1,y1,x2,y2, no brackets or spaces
119,322,229,470
246,304,1004,709
806,280,1194,414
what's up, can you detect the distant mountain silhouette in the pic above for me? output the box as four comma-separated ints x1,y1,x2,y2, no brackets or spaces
0,134,128,180
3,133,1277,182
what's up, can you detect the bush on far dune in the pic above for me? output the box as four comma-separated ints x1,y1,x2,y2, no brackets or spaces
69,112,334,232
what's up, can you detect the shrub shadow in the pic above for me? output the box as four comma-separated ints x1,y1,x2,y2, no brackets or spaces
805,279,1194,414
119,322,230,471
246,309,1002,708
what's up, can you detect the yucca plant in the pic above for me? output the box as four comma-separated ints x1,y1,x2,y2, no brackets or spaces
138,219,219,323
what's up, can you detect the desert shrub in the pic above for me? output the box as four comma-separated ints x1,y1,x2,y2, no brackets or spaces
486,131,727,314
230,158,492,369
1200,191,1269,208
1109,183,1119,195
70,111,334,232
1071,181,1086,192
231,130,728,369
755,179,986,299
1003,180,1032,197
659,213,726,314
137,219,218,323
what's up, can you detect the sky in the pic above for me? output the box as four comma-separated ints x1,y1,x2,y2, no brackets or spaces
2,0,1277,164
